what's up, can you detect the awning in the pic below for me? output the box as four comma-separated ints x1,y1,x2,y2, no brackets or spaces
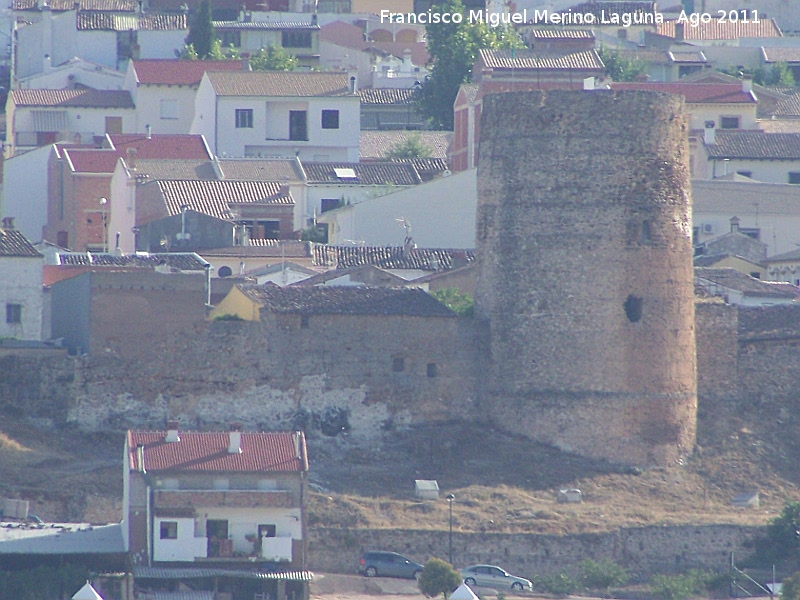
31,110,68,132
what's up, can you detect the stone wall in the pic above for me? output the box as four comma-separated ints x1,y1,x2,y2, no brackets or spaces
474,90,697,467
308,524,760,578
695,301,739,401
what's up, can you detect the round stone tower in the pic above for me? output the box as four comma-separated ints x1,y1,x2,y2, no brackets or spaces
475,90,697,466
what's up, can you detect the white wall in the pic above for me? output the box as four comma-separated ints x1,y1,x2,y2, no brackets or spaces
16,60,125,90
138,30,190,60
198,506,302,557
699,156,800,183
0,254,44,340
133,84,199,135
153,517,207,562
319,169,477,248
2,144,54,241
108,159,134,254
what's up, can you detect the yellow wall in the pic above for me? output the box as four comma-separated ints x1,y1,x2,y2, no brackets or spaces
713,255,766,279
208,286,261,321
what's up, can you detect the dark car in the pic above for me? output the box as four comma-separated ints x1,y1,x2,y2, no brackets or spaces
358,551,424,579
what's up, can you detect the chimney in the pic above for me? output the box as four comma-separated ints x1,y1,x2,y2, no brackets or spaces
136,443,146,473
228,423,242,454
742,73,753,93
703,120,715,145
730,216,741,233
126,147,137,170
293,431,301,459
145,124,151,139
349,74,357,95
1,216,14,229
165,420,180,443
674,22,684,42
241,53,252,72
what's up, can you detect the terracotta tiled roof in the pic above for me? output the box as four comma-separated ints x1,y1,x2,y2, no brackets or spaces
63,149,120,174
155,180,293,219
656,18,781,40
359,131,451,160
758,119,800,133
769,94,800,118
767,248,800,262
77,12,187,31
313,245,475,271
129,159,218,180
668,50,707,64
358,88,419,105
705,130,800,159
132,59,243,86
10,89,134,108
529,29,594,40
695,267,799,297
762,48,800,64
13,0,136,9
302,162,421,185
213,20,319,30
217,158,305,182
565,1,655,17
57,252,208,270
127,430,308,473
609,82,756,104
478,48,604,71
206,71,351,97
202,241,311,257
391,157,449,173
0,227,41,257
108,134,213,160
239,285,456,317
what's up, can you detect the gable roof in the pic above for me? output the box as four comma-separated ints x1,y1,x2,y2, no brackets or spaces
762,48,800,64
693,253,764,268
62,148,121,174
358,88,419,106
655,18,781,39
238,284,456,317
107,134,213,160
217,158,305,182
695,267,799,298
302,162,421,185
769,94,800,118
205,71,352,97
0,227,42,257
132,59,243,86
56,252,208,270
608,82,755,104
314,245,475,271
530,29,594,41
127,429,308,473
77,12,187,30
154,180,293,219
9,89,134,108
704,131,800,159
129,159,218,180
213,20,319,30
765,248,800,262
360,131,451,161
478,48,603,71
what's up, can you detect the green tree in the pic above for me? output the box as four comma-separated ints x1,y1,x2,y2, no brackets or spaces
596,46,648,82
578,559,629,594
767,61,795,86
431,288,474,316
185,0,215,59
384,134,433,159
758,501,800,562
650,570,713,600
418,557,462,599
418,0,523,129
250,43,298,71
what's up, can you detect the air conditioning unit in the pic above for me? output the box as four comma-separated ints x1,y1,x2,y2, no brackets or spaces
702,223,715,234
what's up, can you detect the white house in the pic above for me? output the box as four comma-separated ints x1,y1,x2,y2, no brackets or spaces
699,129,800,183
317,168,477,248
124,424,311,597
1,143,56,241
123,59,244,135
15,57,125,91
0,219,44,340
191,70,361,161
694,267,799,307
6,88,135,157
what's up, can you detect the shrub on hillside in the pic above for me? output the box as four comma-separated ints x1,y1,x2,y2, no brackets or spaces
418,557,462,599
579,559,629,593
533,572,579,597
650,570,715,600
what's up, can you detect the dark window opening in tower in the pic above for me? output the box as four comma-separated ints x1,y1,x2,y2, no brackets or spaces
624,295,643,323
641,220,652,244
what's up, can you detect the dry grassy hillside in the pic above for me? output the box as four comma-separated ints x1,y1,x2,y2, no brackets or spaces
1,390,800,533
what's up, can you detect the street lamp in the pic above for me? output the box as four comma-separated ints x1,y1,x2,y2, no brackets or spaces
446,493,455,565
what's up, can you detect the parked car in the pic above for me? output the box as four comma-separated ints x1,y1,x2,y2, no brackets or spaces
460,565,533,591
358,551,424,579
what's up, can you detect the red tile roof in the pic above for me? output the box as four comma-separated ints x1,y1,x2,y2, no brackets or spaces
478,48,604,71
0,227,41,257
656,18,781,40
127,430,308,473
132,59,244,86
77,12,187,30
155,180,293,219
107,134,213,160
206,71,352,97
63,149,121,174
609,82,756,104
10,89,134,108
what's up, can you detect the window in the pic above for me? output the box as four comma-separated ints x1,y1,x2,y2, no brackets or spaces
289,110,308,140
321,109,340,129
56,231,68,248
282,30,312,48
300,315,310,328
392,356,405,372
736,171,752,178
720,116,740,129
641,220,652,244
6,303,21,324
321,198,340,213
160,99,178,120
220,30,241,47
105,116,122,134
426,363,438,378
235,109,253,128
160,521,178,539
790,172,800,184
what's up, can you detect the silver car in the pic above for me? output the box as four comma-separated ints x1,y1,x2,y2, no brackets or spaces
461,565,532,591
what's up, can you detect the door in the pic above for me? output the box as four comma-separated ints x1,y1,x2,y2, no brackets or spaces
206,519,229,557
